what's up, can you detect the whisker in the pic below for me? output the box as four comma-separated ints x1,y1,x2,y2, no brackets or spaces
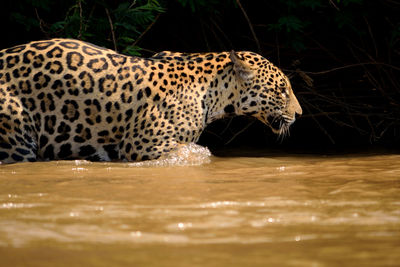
276,120,291,142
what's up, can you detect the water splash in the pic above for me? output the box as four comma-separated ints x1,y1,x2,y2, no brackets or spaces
128,143,212,167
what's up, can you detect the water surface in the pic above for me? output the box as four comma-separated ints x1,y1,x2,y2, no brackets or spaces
0,149,399,266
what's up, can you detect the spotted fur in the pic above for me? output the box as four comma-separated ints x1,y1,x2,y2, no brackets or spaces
0,39,302,163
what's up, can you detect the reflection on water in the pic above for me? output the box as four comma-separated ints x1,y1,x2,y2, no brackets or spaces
0,148,399,266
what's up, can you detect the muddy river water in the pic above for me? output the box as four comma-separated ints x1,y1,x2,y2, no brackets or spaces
0,146,399,266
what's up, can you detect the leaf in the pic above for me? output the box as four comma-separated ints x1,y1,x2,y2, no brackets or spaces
115,22,137,31
49,21,66,32
10,12,39,31
334,12,353,29
300,0,324,10
277,16,305,33
279,0,298,9
123,45,142,56
119,36,135,43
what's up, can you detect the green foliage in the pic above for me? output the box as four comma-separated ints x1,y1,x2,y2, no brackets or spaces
112,0,163,54
336,0,363,5
175,0,235,14
10,12,38,32
268,16,306,33
9,0,164,55
299,0,324,10
265,0,366,51
4,0,387,56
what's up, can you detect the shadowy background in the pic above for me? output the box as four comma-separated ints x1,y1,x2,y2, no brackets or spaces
1,0,399,152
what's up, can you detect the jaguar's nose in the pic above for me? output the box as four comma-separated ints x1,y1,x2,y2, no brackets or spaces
288,91,302,117
295,105,302,117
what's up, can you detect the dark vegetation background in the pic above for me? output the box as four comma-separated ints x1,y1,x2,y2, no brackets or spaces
1,0,399,152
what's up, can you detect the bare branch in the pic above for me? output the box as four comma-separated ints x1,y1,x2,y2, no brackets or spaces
34,8,49,37
225,120,255,145
132,13,161,47
77,0,83,39
236,0,261,53
105,8,117,52
329,0,340,11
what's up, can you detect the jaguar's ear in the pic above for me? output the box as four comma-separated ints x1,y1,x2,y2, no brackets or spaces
229,50,254,81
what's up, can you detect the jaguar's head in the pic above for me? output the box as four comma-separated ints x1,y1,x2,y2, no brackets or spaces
230,51,302,136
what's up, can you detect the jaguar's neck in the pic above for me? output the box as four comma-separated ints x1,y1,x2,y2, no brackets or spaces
202,60,240,125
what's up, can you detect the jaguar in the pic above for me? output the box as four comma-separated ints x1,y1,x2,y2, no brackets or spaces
0,39,302,163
